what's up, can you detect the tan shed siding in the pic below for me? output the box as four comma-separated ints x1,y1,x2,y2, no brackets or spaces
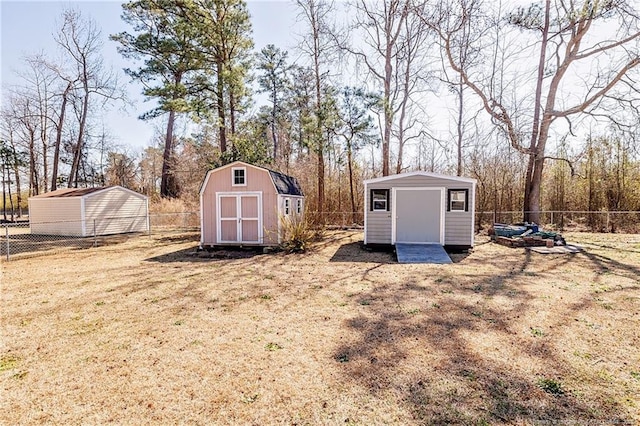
365,175,474,246
29,198,84,236
84,188,148,236
201,164,279,245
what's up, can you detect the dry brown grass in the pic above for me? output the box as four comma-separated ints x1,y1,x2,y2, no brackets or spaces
1,231,639,425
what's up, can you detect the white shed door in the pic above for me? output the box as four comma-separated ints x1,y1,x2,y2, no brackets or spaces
217,193,262,243
393,188,444,244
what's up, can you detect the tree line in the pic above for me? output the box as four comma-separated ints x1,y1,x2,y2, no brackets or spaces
2,0,639,225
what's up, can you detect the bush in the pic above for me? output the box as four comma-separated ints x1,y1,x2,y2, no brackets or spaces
279,213,324,253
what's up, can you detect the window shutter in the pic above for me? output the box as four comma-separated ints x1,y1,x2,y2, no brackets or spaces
465,189,469,212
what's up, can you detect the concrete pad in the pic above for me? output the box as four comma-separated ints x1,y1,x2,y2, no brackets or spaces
527,244,582,254
395,243,452,264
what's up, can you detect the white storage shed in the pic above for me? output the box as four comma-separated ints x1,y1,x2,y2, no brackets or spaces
364,171,476,250
28,186,149,237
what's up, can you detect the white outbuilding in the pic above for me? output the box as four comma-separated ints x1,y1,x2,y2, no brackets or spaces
28,186,149,237
364,171,476,250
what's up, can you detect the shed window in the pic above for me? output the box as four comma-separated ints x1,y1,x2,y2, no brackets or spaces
370,189,389,211
284,198,290,215
232,167,246,186
296,198,302,214
448,189,469,212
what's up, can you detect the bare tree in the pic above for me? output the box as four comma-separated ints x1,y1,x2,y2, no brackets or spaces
423,0,640,223
340,0,414,176
55,8,120,188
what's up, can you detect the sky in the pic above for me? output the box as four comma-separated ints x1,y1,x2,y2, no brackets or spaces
0,0,302,151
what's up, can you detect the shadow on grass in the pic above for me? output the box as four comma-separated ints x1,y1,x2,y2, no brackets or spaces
578,250,640,283
329,241,395,263
332,246,635,424
329,240,473,264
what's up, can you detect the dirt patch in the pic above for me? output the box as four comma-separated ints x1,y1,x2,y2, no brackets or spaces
2,231,639,424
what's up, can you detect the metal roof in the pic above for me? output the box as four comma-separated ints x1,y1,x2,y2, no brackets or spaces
29,187,109,198
29,186,148,200
364,171,476,185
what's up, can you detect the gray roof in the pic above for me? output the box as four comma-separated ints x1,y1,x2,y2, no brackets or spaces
268,170,304,196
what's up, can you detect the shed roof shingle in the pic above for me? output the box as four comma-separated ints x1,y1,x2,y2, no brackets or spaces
268,170,304,196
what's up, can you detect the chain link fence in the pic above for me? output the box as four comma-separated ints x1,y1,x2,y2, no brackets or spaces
2,210,637,261
305,211,365,228
1,212,199,261
477,211,640,234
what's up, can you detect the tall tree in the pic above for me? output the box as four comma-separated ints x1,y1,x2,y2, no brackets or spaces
430,0,484,176
191,0,253,160
296,0,335,218
112,0,205,198
425,0,640,223
256,44,291,162
19,56,59,192
335,87,379,222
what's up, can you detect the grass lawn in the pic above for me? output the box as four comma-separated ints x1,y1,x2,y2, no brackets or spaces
1,230,639,424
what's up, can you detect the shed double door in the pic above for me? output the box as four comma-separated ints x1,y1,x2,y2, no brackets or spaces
217,193,262,244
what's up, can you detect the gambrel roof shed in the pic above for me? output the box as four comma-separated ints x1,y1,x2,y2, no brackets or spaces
199,161,305,247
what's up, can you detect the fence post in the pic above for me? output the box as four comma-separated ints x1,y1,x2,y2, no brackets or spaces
93,219,97,247
5,224,9,261
550,211,554,229
606,211,610,233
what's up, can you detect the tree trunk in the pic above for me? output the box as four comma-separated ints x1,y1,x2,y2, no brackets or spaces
383,50,392,176
40,120,48,193
395,88,408,175
69,78,90,188
456,76,464,176
216,59,227,156
271,84,278,161
160,109,178,198
312,5,324,220
29,128,39,195
7,162,15,221
52,83,71,191
8,135,22,217
523,0,550,223
2,161,7,221
347,142,356,224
